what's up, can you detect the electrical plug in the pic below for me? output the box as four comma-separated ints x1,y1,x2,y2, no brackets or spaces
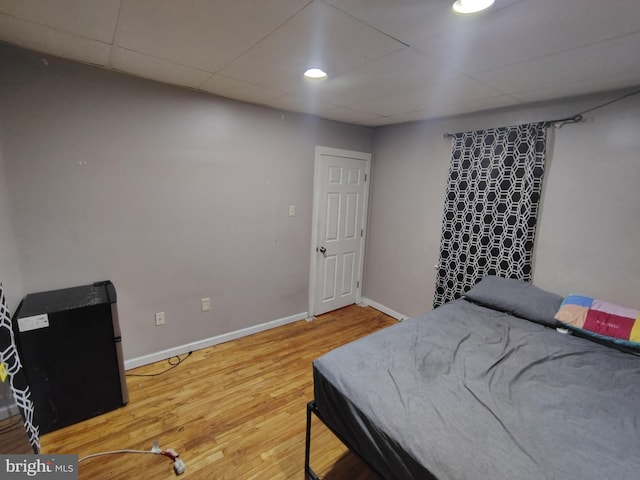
159,448,185,475
173,458,185,475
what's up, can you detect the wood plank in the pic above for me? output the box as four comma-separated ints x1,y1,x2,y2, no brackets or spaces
41,305,396,479
0,415,34,454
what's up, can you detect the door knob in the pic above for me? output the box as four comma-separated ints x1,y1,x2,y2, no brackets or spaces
318,246,327,256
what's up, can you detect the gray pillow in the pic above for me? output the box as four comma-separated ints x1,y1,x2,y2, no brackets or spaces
464,275,563,327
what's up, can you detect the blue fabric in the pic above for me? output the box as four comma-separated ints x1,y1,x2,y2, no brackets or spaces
562,294,594,307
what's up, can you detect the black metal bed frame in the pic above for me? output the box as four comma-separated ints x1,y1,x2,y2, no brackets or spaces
305,400,384,480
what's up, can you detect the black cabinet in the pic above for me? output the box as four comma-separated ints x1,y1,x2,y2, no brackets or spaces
12,281,128,434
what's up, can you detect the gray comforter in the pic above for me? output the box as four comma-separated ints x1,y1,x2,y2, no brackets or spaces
313,299,640,480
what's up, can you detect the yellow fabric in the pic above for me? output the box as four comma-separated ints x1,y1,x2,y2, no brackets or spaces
630,313,640,343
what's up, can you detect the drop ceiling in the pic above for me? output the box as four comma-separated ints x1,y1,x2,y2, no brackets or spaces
1,0,639,126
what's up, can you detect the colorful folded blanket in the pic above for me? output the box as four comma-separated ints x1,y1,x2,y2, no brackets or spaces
555,294,640,347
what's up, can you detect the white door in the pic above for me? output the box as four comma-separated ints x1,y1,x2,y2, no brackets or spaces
310,147,371,316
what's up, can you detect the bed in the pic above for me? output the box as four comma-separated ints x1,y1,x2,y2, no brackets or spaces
304,276,640,480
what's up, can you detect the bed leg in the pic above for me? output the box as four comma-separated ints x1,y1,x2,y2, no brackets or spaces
305,401,320,480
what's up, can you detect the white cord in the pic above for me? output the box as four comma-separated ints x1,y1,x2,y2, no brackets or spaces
78,445,185,475
79,449,154,462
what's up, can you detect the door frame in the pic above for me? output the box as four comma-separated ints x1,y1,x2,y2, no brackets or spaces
308,146,372,318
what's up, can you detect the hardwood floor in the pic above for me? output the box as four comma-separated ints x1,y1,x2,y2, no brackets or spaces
41,304,397,479
0,414,34,454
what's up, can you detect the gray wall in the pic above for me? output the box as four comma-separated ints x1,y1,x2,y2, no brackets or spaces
0,149,22,413
0,44,373,360
2,40,638,362
365,91,640,317
0,146,23,312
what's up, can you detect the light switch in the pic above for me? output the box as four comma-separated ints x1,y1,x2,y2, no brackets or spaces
289,205,296,216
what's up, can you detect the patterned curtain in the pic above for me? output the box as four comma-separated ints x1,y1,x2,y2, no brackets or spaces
0,283,39,452
434,123,547,308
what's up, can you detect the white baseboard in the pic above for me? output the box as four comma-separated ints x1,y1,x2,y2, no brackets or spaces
125,311,308,370
359,297,408,321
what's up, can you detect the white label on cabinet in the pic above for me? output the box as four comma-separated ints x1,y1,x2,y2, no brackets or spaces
18,314,50,332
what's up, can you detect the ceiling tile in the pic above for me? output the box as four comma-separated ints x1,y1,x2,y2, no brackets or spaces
473,32,640,94
0,0,120,43
413,0,640,75
325,0,521,47
324,0,456,46
199,75,284,104
386,95,521,124
219,0,405,93
349,76,505,116
512,72,640,104
111,48,213,89
292,47,460,106
320,107,386,126
0,13,111,66
264,93,341,118
115,0,310,72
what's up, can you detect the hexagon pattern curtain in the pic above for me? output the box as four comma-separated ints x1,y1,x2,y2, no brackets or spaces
0,283,40,452
434,122,547,307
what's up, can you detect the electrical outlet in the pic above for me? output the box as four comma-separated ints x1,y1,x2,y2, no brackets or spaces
289,205,296,216
201,297,211,312
155,312,166,326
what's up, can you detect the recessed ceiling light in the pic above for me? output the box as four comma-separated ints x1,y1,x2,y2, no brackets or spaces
304,68,328,80
452,0,495,14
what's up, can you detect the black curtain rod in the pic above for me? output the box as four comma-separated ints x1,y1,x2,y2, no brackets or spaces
443,88,640,139
443,114,583,139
